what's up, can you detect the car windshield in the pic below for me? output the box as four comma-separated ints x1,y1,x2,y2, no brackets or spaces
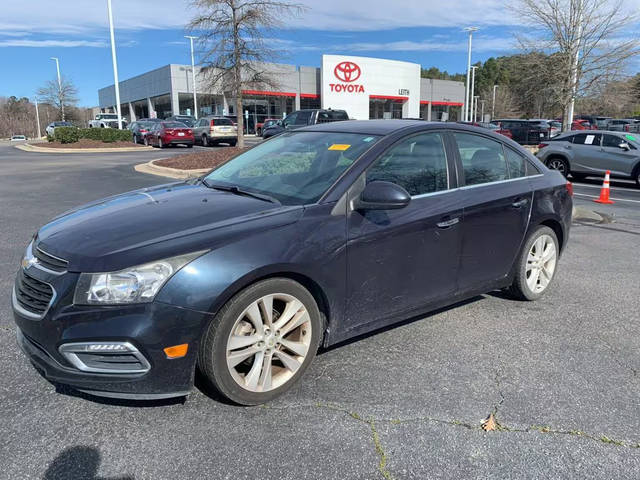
174,117,194,126
162,122,188,128
204,131,381,205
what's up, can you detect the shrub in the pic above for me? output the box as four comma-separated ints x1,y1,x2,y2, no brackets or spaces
54,127,80,144
78,128,103,141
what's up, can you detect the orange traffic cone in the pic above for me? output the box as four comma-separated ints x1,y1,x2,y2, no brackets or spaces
594,170,615,204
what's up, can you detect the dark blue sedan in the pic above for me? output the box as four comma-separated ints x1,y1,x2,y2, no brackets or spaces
13,120,572,405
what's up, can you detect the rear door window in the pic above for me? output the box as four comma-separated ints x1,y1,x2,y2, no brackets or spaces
504,147,527,179
294,111,312,125
572,133,601,146
454,133,508,186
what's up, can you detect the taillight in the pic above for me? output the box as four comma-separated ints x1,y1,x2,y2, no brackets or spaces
166,129,174,135
187,129,192,135
210,119,216,126
566,181,573,196
538,143,549,149
140,129,147,133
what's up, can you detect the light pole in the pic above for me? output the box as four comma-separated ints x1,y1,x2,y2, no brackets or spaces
34,98,42,138
470,65,478,122
566,0,583,131
480,99,486,123
492,84,498,119
107,0,123,129
473,96,479,123
185,36,199,119
50,57,64,121
463,27,478,122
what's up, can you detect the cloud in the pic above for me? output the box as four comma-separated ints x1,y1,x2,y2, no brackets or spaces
339,37,516,53
0,39,108,48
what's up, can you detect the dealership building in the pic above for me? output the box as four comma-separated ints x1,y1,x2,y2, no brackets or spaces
98,55,465,132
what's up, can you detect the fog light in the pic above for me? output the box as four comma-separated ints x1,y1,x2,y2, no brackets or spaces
59,341,150,374
164,344,189,359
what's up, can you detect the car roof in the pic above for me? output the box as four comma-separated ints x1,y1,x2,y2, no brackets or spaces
297,119,429,135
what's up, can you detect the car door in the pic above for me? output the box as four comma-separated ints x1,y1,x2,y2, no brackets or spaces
600,133,640,176
345,131,463,329
452,132,533,293
569,133,602,172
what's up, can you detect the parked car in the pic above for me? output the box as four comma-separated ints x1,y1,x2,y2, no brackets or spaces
256,118,279,136
606,118,639,132
571,119,591,130
166,115,196,127
494,119,549,145
144,121,194,148
12,120,572,404
10,135,27,142
263,109,349,138
458,121,512,139
577,116,611,130
548,121,562,137
193,116,237,146
89,113,127,129
537,130,640,186
129,121,157,144
45,121,72,136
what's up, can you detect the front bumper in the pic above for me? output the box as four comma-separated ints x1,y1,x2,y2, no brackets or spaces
13,274,213,399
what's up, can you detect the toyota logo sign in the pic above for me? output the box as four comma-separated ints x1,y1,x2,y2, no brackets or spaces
334,62,361,82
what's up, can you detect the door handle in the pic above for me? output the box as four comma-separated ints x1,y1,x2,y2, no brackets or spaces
436,217,460,228
512,198,529,208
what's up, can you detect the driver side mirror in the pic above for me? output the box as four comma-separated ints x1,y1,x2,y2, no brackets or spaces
354,181,411,211
619,142,630,151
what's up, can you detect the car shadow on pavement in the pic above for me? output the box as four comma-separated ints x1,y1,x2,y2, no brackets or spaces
43,446,133,480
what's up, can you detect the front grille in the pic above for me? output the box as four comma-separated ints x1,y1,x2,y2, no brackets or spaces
34,246,68,273
15,270,54,316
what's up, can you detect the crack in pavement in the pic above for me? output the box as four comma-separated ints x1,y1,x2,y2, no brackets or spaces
263,398,640,479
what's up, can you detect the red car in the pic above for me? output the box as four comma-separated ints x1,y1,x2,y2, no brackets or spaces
459,121,513,139
571,119,591,130
145,122,194,148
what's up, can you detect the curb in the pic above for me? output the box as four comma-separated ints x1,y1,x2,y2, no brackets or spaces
16,143,154,154
135,159,210,179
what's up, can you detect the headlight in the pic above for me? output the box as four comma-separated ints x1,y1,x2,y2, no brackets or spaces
73,251,206,305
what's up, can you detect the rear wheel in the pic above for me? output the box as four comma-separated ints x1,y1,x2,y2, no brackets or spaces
187,143,193,148
229,140,237,147
198,278,322,405
158,138,164,149
144,136,149,146
634,166,640,188
507,226,559,301
132,134,138,144
202,135,209,147
546,157,569,177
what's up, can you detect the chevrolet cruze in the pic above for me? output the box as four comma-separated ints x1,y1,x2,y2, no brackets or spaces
13,120,572,405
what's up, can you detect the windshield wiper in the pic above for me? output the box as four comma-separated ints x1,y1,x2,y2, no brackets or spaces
202,179,280,204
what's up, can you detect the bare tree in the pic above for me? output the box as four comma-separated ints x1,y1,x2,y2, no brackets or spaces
189,0,305,147
514,0,639,130
36,76,79,122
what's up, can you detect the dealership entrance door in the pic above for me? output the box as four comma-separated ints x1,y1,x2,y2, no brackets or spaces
369,97,405,119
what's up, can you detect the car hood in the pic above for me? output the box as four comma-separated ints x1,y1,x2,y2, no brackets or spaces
36,181,303,272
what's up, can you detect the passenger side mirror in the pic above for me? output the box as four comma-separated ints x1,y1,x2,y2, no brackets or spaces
354,181,411,211
619,142,630,151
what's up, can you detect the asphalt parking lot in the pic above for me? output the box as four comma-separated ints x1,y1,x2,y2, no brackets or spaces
1,143,639,479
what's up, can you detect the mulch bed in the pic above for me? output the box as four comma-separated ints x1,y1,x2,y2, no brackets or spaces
37,140,146,149
154,147,248,170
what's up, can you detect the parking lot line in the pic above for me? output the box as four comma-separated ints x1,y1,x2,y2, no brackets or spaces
572,182,637,192
574,192,640,204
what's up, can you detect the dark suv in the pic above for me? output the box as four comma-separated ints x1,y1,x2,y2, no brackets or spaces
262,109,349,138
494,119,550,145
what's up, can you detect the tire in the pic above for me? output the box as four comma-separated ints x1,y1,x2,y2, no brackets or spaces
546,156,569,177
198,278,322,405
257,128,262,136
158,138,164,149
187,144,193,148
633,166,640,188
228,140,237,147
202,135,209,147
132,134,138,144
507,226,560,301
144,137,149,147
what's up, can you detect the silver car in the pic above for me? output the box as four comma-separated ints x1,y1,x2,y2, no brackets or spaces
536,130,640,187
192,116,237,147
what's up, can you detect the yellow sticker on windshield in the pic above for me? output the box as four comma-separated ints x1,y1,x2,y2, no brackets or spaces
328,144,351,151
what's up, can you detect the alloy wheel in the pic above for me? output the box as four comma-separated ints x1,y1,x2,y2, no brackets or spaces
547,159,566,175
526,234,557,294
226,293,312,393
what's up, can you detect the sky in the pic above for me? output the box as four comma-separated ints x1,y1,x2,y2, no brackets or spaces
0,0,638,106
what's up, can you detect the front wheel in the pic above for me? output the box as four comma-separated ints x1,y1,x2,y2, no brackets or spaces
507,226,559,301
198,278,322,405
